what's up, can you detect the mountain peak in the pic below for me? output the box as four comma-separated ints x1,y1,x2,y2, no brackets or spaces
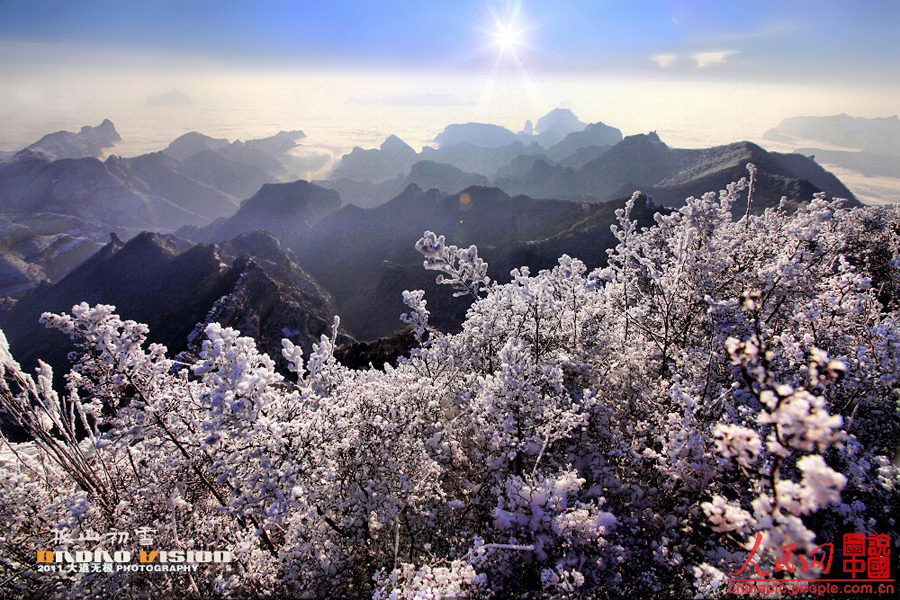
82,119,116,134
240,180,341,214
535,108,586,135
26,119,121,160
380,135,416,155
434,123,519,149
617,132,668,151
163,131,230,161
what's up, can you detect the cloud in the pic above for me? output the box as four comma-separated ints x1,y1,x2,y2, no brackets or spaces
692,50,739,68
650,50,739,69
651,54,678,68
724,20,799,41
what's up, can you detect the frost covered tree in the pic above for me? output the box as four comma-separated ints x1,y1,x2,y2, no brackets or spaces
1,167,898,598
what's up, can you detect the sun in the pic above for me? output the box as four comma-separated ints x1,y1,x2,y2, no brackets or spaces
492,22,524,53
469,1,541,110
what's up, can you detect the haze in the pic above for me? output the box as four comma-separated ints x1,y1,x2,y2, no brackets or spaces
1,0,898,178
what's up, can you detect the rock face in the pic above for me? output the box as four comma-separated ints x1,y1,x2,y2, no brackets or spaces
190,180,341,248
0,230,347,382
182,231,352,369
0,151,208,233
25,119,121,159
0,214,108,299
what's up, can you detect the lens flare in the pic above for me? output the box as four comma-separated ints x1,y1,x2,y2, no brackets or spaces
492,22,524,53
473,2,542,113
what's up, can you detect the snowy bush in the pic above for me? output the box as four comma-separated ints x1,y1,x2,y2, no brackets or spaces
1,169,898,598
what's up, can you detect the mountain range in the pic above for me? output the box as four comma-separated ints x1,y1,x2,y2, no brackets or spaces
24,119,121,160
0,122,312,298
317,112,853,211
0,111,867,380
0,229,349,385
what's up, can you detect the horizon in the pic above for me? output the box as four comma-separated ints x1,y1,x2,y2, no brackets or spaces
1,1,899,202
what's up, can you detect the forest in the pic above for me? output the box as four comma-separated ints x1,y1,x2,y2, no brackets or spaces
1,170,898,598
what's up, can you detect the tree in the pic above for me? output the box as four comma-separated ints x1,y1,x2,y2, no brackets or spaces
1,169,898,598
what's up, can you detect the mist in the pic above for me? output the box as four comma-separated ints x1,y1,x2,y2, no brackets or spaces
3,57,898,169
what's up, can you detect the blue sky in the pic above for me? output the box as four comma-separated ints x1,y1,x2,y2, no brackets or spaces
1,0,897,83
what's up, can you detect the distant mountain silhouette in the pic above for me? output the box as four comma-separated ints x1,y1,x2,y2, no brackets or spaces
145,89,192,107
165,130,305,181
328,135,418,183
434,123,520,148
493,158,578,199
495,132,857,211
531,108,588,147
405,161,489,193
314,176,407,210
545,121,622,163
106,153,242,221
321,112,616,206
556,145,612,170
245,130,308,157
764,114,900,156
420,141,545,179
0,125,318,237
24,119,121,160
760,115,900,188
494,154,554,180
323,137,544,203
163,132,231,160
179,150,274,202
